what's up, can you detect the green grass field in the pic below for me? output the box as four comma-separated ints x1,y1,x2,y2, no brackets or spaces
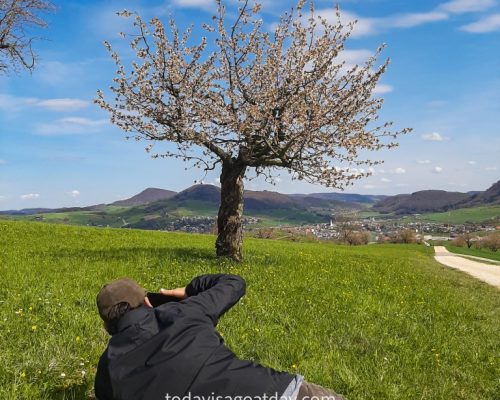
356,210,384,219
0,221,499,400
446,245,500,262
419,205,500,224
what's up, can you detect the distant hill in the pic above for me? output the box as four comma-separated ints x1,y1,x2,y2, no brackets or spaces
372,180,500,214
111,188,177,206
170,185,358,210
0,208,54,215
295,192,387,204
141,184,359,216
171,184,221,203
245,189,298,210
246,190,356,210
464,180,500,207
141,185,221,214
373,190,470,214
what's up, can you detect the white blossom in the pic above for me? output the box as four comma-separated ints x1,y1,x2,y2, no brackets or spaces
96,0,410,189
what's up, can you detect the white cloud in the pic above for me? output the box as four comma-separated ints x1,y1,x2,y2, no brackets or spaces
68,190,81,198
20,193,40,200
269,2,499,40
331,49,393,94
34,117,108,136
36,61,83,86
0,195,6,201
315,9,378,38
335,49,376,71
377,169,386,174
319,9,447,36
440,0,496,14
337,49,374,65
0,159,7,165
36,98,89,112
460,14,500,33
88,6,140,39
337,11,379,38
485,166,498,171
333,50,394,93
373,84,393,94
422,132,447,141
363,184,376,189
432,166,443,174
0,94,88,112
315,8,450,38
396,183,409,188
0,94,38,112
380,177,391,183
417,159,431,164
467,160,476,165
395,167,406,174
390,11,448,28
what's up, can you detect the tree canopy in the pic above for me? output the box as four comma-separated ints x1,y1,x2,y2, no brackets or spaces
97,0,410,260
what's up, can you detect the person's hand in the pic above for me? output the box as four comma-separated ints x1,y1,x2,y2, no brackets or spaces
160,287,187,299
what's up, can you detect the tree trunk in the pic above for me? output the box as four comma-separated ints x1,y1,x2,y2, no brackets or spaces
216,160,247,261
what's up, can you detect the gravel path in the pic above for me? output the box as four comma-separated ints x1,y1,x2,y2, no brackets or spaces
434,246,500,288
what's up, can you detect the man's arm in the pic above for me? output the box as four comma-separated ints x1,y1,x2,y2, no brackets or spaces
176,274,246,325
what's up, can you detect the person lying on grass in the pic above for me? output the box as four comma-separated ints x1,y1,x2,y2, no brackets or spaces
95,274,345,400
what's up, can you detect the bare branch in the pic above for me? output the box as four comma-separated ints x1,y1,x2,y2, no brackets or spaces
0,0,54,73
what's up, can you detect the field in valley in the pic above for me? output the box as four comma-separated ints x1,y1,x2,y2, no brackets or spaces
0,221,499,399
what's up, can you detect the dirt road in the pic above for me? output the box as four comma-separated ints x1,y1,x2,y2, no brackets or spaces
434,246,500,288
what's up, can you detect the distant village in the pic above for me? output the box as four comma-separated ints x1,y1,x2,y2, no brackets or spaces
147,216,260,234
150,213,497,243
296,217,497,243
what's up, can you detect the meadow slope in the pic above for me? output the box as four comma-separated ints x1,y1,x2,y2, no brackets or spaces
446,245,500,263
0,221,499,400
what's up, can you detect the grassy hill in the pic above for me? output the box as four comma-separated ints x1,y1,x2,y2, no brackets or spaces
372,190,471,214
111,188,177,206
371,180,500,215
446,245,500,263
362,205,500,225
0,221,499,399
418,205,500,224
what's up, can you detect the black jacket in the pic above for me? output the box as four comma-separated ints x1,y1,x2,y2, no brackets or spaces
95,274,294,400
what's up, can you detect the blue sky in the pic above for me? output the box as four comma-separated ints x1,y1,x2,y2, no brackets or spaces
1,0,499,210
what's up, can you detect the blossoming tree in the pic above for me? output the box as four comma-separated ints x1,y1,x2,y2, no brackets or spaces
96,0,410,261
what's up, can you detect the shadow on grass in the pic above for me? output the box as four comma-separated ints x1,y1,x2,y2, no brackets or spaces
50,246,218,264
